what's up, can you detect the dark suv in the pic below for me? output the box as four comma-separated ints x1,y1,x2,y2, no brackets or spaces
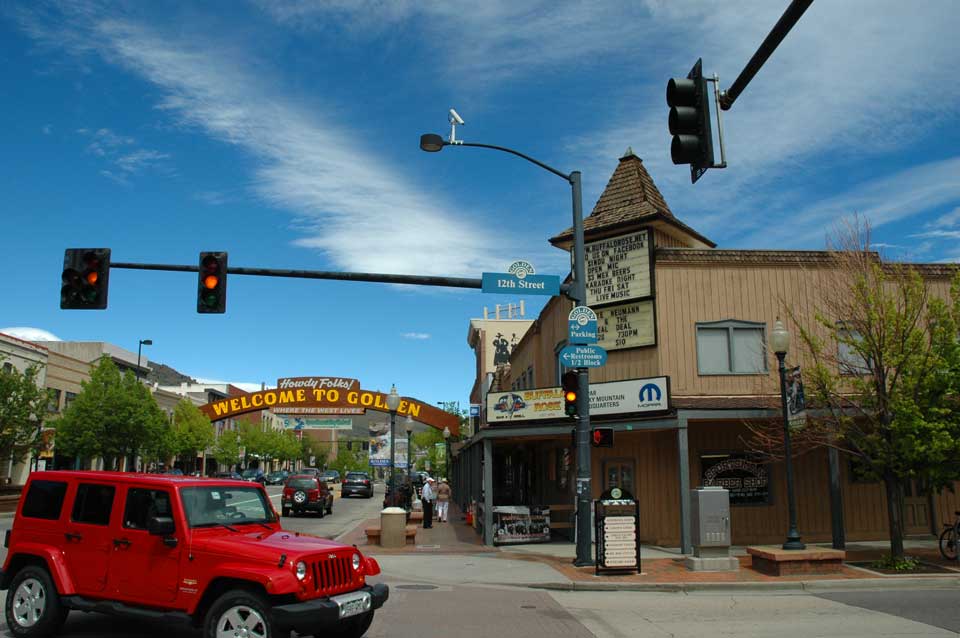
341,472,373,499
1,471,387,638
281,476,334,517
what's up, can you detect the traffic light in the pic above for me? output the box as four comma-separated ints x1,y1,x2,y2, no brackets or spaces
592,427,614,448
197,251,227,313
666,58,714,183
562,370,578,418
60,249,110,310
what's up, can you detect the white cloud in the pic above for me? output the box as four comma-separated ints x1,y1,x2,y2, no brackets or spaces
0,327,62,342
931,207,960,228
401,332,431,340
910,230,960,240
77,127,169,181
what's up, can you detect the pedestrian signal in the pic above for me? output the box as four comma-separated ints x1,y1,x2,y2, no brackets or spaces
592,428,614,448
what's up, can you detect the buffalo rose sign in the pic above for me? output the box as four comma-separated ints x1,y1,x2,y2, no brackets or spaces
199,375,458,435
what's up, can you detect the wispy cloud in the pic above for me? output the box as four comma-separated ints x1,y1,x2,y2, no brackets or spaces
77,127,170,183
930,207,960,228
194,190,233,206
17,6,512,277
910,229,960,240
401,332,431,340
0,327,62,342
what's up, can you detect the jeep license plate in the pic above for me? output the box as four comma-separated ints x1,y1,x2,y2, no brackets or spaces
331,591,370,619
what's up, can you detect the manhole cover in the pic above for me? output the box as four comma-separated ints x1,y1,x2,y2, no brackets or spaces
396,584,439,591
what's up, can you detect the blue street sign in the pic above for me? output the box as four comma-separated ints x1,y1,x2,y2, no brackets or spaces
568,306,598,344
469,405,480,417
559,344,608,368
481,272,560,296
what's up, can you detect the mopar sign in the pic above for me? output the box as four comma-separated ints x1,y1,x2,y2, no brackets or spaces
638,383,662,403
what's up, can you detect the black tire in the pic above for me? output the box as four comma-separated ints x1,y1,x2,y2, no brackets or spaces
4,564,68,638
307,611,374,638
940,526,958,561
204,589,274,638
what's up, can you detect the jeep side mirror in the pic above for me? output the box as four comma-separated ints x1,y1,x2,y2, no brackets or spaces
148,515,175,536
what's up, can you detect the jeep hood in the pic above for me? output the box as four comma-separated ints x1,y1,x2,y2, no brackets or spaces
195,529,348,560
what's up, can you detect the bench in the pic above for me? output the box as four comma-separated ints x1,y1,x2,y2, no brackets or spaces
364,525,418,545
409,510,423,523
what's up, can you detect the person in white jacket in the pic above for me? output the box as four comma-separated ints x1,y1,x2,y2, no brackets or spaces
420,477,435,528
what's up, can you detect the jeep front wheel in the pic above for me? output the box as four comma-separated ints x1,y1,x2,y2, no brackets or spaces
205,590,274,638
4,565,68,638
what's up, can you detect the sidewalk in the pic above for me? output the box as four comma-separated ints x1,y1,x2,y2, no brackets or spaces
349,504,960,591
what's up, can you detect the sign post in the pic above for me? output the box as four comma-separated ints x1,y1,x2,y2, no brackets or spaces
595,487,641,574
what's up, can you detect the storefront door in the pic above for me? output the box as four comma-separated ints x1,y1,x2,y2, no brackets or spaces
903,479,931,535
603,459,635,495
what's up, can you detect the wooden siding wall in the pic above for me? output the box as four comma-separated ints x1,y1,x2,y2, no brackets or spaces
652,228,691,248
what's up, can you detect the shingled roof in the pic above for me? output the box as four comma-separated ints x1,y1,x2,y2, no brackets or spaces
550,148,715,248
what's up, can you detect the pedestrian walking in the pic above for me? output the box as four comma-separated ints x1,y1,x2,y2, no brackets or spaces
436,478,451,522
421,477,435,528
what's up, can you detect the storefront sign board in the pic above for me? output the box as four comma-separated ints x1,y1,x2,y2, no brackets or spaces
700,453,770,505
280,417,353,430
595,488,640,574
585,229,652,307
492,506,551,545
595,300,655,350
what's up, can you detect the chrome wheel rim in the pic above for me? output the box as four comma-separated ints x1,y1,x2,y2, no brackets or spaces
12,577,46,628
216,605,267,638
294,491,306,503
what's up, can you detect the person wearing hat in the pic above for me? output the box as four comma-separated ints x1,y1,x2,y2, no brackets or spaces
420,477,435,528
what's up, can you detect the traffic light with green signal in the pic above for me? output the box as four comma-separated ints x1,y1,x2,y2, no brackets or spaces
562,370,578,418
197,252,227,313
666,58,715,183
61,249,110,310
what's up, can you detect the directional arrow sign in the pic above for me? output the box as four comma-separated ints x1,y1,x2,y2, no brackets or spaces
559,344,607,368
568,306,598,344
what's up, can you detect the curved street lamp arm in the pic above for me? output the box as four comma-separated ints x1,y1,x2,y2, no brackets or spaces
453,141,571,183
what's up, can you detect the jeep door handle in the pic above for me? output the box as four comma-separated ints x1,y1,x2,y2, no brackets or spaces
64,532,82,542
113,538,131,548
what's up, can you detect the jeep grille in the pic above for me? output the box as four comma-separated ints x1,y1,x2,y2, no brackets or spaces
310,553,358,595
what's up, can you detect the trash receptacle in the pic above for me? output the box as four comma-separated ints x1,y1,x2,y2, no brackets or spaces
380,507,407,548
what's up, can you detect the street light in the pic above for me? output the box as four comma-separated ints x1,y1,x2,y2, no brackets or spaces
136,339,153,380
421,119,594,566
404,414,415,483
442,426,451,482
771,318,805,550
386,385,401,507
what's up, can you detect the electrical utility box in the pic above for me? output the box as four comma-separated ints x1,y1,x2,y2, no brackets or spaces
685,486,738,571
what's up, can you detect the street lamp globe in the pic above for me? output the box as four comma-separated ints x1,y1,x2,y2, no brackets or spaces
771,319,790,355
443,426,451,440
419,134,445,152
404,414,415,435
386,385,401,411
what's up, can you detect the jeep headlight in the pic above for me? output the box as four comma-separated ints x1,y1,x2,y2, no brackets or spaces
352,553,361,571
295,561,308,580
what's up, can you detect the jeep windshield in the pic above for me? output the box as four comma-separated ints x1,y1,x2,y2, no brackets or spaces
181,486,276,527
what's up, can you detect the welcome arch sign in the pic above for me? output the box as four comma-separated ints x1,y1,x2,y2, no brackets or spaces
199,376,459,436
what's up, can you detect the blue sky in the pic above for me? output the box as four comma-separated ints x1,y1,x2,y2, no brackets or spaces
1,1,958,406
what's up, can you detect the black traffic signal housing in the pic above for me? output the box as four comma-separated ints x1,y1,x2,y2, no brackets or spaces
197,252,228,313
666,58,715,183
562,370,578,418
61,249,110,310
592,427,614,448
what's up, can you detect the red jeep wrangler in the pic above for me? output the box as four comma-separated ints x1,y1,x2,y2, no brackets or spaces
1,471,388,638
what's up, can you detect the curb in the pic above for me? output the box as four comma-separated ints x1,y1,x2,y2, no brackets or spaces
525,575,960,593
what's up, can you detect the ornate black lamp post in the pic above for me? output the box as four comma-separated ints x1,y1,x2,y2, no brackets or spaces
386,385,401,507
136,339,152,380
771,319,805,550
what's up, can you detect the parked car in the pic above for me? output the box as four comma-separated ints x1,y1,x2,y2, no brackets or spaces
213,471,243,480
282,475,334,517
300,467,321,477
319,469,341,486
341,472,373,499
1,470,388,638
265,469,290,485
241,468,266,484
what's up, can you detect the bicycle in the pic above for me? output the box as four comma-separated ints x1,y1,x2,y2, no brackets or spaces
939,510,959,561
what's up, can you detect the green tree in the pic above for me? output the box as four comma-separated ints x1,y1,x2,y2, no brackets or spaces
212,429,241,469
171,399,214,473
0,357,49,479
55,357,166,470
412,427,444,474
751,221,960,559
329,440,368,476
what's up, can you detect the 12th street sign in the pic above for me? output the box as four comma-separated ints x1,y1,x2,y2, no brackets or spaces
481,259,560,296
568,306,598,344
560,344,607,368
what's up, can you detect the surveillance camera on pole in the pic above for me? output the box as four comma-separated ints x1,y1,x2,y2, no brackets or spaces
448,108,465,143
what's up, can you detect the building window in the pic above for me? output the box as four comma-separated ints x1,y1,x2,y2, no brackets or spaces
696,320,767,375
838,327,871,375
48,389,62,413
2,362,12,374
64,391,78,410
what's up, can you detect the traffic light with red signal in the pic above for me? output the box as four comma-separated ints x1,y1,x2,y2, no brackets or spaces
197,252,228,313
61,249,111,309
562,370,578,418
592,427,614,448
